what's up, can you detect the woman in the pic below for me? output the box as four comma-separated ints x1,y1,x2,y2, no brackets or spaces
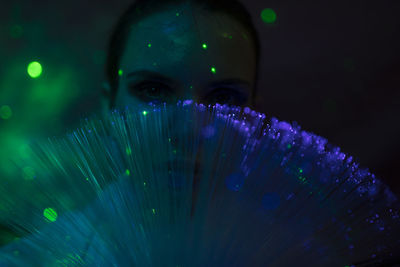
100,0,262,217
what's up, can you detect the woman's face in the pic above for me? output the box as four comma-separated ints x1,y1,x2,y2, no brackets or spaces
113,3,257,109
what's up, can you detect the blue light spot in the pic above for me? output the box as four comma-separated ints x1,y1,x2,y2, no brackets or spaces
262,192,280,210
225,173,245,191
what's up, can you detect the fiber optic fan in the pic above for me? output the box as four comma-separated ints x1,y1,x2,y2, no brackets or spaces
0,100,399,266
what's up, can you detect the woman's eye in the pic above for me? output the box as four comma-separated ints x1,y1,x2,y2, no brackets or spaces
130,82,172,104
207,88,246,105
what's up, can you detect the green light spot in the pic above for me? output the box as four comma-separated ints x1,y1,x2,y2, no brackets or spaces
126,147,132,155
211,67,216,74
152,208,156,214
299,168,303,173
228,35,232,39
142,110,148,116
13,250,19,256
189,85,193,89
172,149,177,154
125,169,131,176
261,8,277,24
202,43,207,49
43,208,58,222
148,43,152,48
85,177,89,181
27,61,43,78
143,181,147,186
0,105,12,120
22,166,36,180
287,144,292,149
168,138,171,142
176,12,180,16
152,62,158,66
118,69,123,76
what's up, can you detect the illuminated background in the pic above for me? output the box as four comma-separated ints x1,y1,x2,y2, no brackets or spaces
0,0,399,199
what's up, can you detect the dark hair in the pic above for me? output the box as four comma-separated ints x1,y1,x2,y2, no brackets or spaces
105,0,261,109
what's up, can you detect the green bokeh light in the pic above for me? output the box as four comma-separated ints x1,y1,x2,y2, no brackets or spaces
118,69,123,76
125,169,131,176
202,43,207,49
147,43,152,48
261,8,277,24
210,67,216,74
43,208,58,222
0,105,12,119
142,110,148,116
27,61,42,78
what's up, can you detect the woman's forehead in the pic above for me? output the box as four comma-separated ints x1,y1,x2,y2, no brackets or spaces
120,4,256,87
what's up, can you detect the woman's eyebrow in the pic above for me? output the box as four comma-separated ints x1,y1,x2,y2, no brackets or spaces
126,70,176,85
206,79,251,95
207,78,250,88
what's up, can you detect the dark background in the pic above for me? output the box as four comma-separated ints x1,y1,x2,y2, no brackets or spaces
0,0,399,195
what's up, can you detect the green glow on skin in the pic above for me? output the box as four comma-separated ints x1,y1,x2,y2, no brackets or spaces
27,61,43,78
43,208,58,222
0,105,12,119
261,8,277,24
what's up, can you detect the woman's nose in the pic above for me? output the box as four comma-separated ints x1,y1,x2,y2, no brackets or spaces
164,101,208,158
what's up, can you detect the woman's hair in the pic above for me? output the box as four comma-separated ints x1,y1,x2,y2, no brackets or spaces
105,0,261,109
